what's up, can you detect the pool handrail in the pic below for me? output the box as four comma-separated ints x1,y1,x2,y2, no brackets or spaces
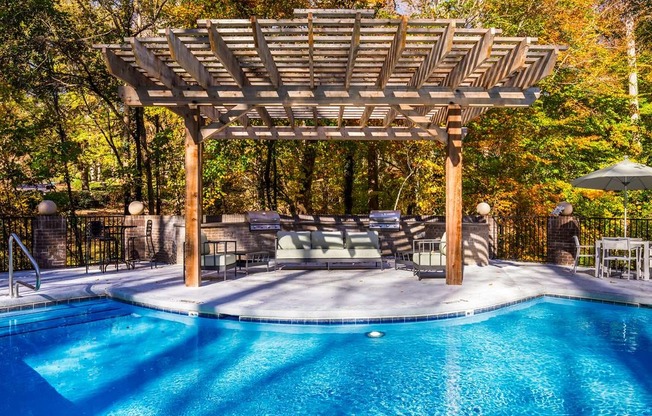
8,233,41,298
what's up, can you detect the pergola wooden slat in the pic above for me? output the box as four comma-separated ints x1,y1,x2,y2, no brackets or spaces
95,8,565,287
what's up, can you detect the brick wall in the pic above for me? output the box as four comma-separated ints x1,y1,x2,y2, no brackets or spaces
124,215,184,264
547,215,579,265
178,215,490,266
33,216,67,268
27,214,491,269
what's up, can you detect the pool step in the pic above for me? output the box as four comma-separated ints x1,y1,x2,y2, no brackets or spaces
0,300,131,337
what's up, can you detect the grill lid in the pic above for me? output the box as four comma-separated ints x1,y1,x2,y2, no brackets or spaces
246,211,281,223
369,210,401,229
246,211,281,230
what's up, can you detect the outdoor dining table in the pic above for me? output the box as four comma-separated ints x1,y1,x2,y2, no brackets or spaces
594,238,650,280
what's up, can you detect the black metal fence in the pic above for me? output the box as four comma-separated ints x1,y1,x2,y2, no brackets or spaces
490,216,652,266
491,216,549,262
0,217,34,272
66,215,125,268
4,214,652,272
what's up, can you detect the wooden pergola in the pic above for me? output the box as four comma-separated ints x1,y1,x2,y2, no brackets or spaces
96,9,564,287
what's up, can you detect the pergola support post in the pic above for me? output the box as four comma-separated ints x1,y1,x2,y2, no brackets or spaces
445,105,463,285
184,109,203,287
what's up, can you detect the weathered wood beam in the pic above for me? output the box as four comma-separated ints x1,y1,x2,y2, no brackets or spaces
119,85,541,108
308,12,315,89
251,16,282,88
475,38,528,88
383,108,397,128
361,16,408,126
293,8,376,18
102,48,156,88
431,107,448,126
183,109,202,287
409,22,455,88
360,106,374,127
198,105,221,121
393,105,447,144
102,48,192,119
130,38,187,89
504,48,559,88
166,29,214,89
285,106,295,127
312,107,319,126
462,107,489,124
443,28,495,88
445,104,463,285
344,12,362,90
376,16,408,89
212,126,439,141
200,104,253,140
257,107,274,128
207,21,247,88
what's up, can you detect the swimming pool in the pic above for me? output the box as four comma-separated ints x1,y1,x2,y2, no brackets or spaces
1,297,651,415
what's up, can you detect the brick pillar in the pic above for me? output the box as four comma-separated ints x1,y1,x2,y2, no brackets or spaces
33,216,67,268
547,215,579,265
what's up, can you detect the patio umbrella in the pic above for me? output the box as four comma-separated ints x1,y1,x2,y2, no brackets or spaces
571,158,652,237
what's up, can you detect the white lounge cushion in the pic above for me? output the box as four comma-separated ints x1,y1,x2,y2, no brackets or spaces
345,231,379,249
413,252,446,267
276,248,381,260
201,253,236,268
311,231,344,249
277,231,312,250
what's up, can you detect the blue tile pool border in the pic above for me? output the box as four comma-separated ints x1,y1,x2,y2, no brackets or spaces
3,293,652,325
0,295,107,315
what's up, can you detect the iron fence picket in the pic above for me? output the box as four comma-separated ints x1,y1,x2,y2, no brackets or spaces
491,216,549,262
0,217,34,272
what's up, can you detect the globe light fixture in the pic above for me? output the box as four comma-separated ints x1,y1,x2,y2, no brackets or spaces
476,202,491,216
128,201,145,215
560,201,573,216
37,200,57,215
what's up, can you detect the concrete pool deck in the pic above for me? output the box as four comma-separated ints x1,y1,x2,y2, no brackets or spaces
2,261,652,322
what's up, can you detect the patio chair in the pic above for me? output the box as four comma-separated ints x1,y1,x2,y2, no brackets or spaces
572,235,593,274
200,237,237,281
412,233,446,280
600,238,639,279
126,219,160,269
85,220,118,273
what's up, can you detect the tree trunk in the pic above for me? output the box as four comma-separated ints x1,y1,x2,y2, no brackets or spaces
367,142,379,211
142,121,155,214
343,143,355,214
80,164,90,191
298,140,318,214
625,14,640,127
51,86,83,264
264,141,274,209
134,107,145,203
123,110,132,215
273,145,278,211
153,114,162,215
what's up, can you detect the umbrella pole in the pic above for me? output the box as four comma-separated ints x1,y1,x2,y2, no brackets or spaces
624,187,628,237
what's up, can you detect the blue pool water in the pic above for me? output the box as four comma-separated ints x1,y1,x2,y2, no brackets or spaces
1,298,652,415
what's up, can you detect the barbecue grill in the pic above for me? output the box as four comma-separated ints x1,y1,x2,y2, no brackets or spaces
246,211,281,231
368,210,401,230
